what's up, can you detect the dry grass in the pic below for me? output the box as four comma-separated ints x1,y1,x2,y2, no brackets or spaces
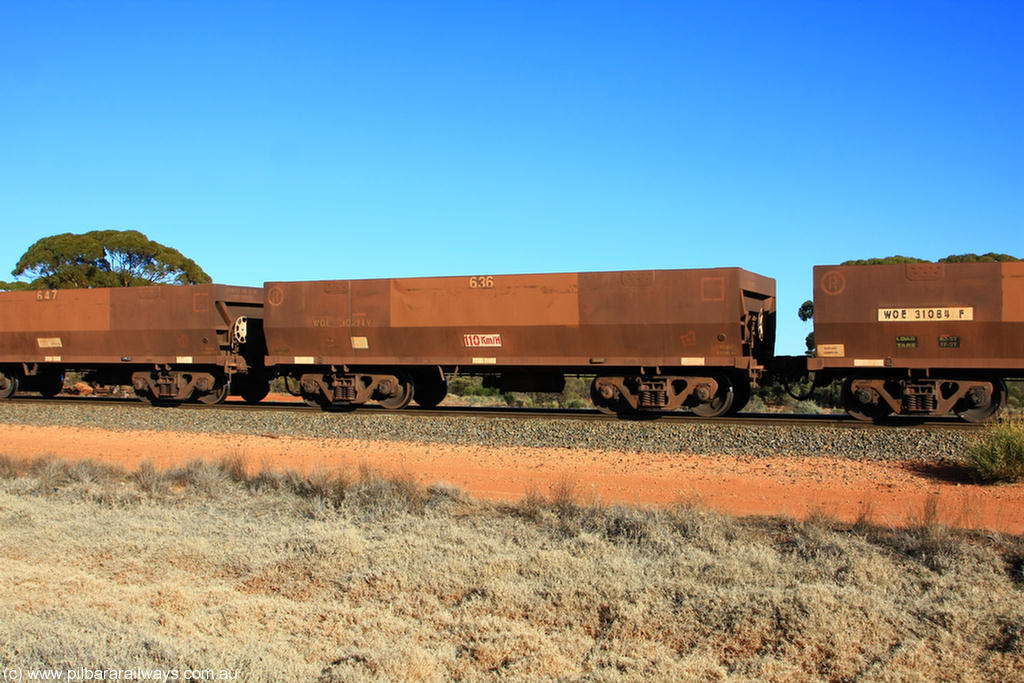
0,454,1022,682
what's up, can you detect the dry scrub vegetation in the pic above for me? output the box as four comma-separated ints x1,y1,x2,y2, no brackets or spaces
0,453,1022,682
967,418,1024,483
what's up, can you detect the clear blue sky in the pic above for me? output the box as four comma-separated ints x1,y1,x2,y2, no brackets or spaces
1,1,1021,354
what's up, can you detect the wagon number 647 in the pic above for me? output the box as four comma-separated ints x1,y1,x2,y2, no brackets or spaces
469,276,494,289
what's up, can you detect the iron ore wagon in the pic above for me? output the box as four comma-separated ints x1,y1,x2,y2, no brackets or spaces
0,284,267,404
808,261,1024,421
263,267,777,416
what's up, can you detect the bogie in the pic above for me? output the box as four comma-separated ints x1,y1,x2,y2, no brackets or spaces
590,373,738,418
839,374,1008,422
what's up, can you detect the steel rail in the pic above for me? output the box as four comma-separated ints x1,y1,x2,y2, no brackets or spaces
6,395,986,431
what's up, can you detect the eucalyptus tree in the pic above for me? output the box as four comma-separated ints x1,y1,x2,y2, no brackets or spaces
3,229,211,289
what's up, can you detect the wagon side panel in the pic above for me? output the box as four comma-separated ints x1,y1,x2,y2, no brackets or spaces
811,262,1023,371
264,268,775,372
0,288,113,363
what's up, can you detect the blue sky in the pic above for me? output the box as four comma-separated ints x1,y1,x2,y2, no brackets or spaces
1,0,1021,354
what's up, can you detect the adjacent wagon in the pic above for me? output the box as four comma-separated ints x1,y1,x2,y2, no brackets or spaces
0,284,267,404
809,261,1024,421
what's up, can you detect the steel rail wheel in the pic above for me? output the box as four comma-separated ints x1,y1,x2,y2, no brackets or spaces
240,381,271,404
378,375,413,410
726,376,751,415
0,373,18,399
302,392,328,409
690,375,735,418
196,383,230,405
841,377,893,422
589,378,623,415
412,373,448,409
955,379,1007,423
34,372,64,398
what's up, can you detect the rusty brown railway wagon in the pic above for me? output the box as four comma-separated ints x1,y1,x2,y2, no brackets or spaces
0,284,268,404
808,261,1024,421
263,268,776,416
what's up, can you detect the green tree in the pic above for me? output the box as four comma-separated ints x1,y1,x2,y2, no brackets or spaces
939,252,1019,263
3,230,211,289
843,253,1018,266
841,255,928,266
798,299,815,354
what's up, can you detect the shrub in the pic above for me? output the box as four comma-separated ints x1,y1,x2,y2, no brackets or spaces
0,454,25,479
548,475,579,515
793,399,824,415
170,459,229,496
218,453,250,484
966,418,1024,483
1008,381,1024,416
132,460,166,494
448,376,499,397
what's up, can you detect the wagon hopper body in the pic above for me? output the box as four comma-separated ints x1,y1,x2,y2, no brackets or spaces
263,268,776,415
0,284,267,404
809,261,1024,421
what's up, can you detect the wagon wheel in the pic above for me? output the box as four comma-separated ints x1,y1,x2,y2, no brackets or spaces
690,376,735,418
955,379,1007,423
841,377,893,422
726,376,752,415
412,373,448,409
37,372,65,398
0,373,18,400
589,378,623,415
196,382,229,405
302,392,329,409
378,375,413,410
240,381,270,404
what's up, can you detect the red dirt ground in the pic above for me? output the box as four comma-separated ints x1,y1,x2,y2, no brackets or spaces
2,421,1023,534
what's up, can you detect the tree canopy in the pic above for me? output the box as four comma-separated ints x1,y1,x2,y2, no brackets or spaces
2,230,212,289
842,253,1019,266
938,252,1019,263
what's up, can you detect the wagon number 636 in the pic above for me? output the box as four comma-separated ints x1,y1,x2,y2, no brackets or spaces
469,276,494,289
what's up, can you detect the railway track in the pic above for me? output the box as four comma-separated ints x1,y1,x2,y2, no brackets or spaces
1,393,982,464
9,394,985,431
